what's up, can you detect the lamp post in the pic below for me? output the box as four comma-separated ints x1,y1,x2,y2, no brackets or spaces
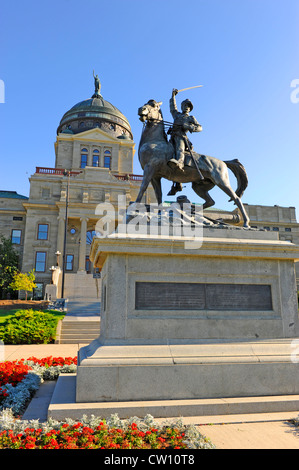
61,170,70,299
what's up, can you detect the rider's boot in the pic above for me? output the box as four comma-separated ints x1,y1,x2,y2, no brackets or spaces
167,182,183,196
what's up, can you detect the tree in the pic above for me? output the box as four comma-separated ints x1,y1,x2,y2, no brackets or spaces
10,270,37,301
0,235,19,299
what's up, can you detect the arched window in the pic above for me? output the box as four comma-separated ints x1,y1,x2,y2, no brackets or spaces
86,230,96,244
80,148,88,168
92,149,99,167
104,150,111,169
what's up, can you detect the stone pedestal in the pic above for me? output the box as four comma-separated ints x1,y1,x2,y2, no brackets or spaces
78,228,299,397
49,227,299,419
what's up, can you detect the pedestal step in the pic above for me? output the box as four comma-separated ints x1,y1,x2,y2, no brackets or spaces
76,338,299,402
48,374,299,421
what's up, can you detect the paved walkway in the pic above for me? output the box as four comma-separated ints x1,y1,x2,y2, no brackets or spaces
3,343,299,449
3,343,84,361
65,299,100,317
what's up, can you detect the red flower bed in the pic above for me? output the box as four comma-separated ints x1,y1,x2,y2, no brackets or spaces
26,356,77,367
0,360,33,406
0,356,197,449
0,356,77,407
0,361,32,388
0,422,187,449
0,356,77,388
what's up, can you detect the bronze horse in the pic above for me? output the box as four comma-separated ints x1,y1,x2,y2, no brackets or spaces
135,99,250,227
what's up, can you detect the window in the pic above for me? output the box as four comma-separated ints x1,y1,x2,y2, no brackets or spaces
66,254,74,271
81,148,88,168
285,227,292,232
86,256,91,273
35,252,46,272
86,230,96,244
264,226,270,231
42,188,50,198
92,149,99,167
104,150,111,169
33,283,43,300
11,229,21,244
272,227,279,231
37,224,48,240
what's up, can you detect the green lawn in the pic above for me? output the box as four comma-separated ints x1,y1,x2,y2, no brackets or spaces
0,309,65,324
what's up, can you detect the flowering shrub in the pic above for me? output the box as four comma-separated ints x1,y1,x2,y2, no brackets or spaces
0,410,215,449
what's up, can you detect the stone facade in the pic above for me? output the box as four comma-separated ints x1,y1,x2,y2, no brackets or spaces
0,191,28,265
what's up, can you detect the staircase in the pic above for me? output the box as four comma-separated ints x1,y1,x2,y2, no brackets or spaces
57,272,101,344
58,316,100,344
63,272,101,304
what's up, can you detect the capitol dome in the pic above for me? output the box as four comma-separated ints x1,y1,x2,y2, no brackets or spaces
57,76,133,140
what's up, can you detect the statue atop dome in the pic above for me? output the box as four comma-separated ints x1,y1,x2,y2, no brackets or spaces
57,75,132,138
92,71,101,98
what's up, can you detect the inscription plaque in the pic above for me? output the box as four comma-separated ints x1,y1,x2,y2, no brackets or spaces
135,282,273,311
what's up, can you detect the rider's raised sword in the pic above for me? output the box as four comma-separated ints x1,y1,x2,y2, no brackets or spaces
177,85,203,93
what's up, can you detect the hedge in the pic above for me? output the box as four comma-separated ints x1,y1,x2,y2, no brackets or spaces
0,309,61,344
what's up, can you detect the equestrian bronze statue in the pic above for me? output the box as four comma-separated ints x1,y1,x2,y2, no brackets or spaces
135,92,250,228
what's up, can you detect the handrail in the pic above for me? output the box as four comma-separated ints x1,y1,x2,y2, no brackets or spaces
35,167,82,176
114,173,143,181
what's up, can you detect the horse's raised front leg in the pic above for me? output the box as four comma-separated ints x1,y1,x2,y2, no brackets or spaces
192,180,215,209
135,164,155,203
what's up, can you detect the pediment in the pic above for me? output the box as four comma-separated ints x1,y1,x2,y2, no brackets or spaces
58,127,129,144
57,128,134,147
77,128,118,142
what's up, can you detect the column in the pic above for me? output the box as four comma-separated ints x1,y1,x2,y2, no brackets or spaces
56,215,65,257
78,217,88,271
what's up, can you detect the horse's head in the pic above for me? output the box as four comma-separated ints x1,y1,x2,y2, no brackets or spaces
138,99,163,123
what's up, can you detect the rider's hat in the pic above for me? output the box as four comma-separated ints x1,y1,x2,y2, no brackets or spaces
181,99,193,111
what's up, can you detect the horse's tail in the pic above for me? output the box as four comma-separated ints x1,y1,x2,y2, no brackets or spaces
224,159,248,199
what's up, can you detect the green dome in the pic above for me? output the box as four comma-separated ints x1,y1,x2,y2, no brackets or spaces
57,85,133,139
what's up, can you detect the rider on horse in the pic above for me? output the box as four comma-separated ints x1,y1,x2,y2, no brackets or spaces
167,88,202,195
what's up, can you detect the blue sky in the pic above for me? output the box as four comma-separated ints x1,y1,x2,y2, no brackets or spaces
1,0,299,216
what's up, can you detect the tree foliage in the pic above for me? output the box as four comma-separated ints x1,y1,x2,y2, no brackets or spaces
9,270,36,300
0,235,19,298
